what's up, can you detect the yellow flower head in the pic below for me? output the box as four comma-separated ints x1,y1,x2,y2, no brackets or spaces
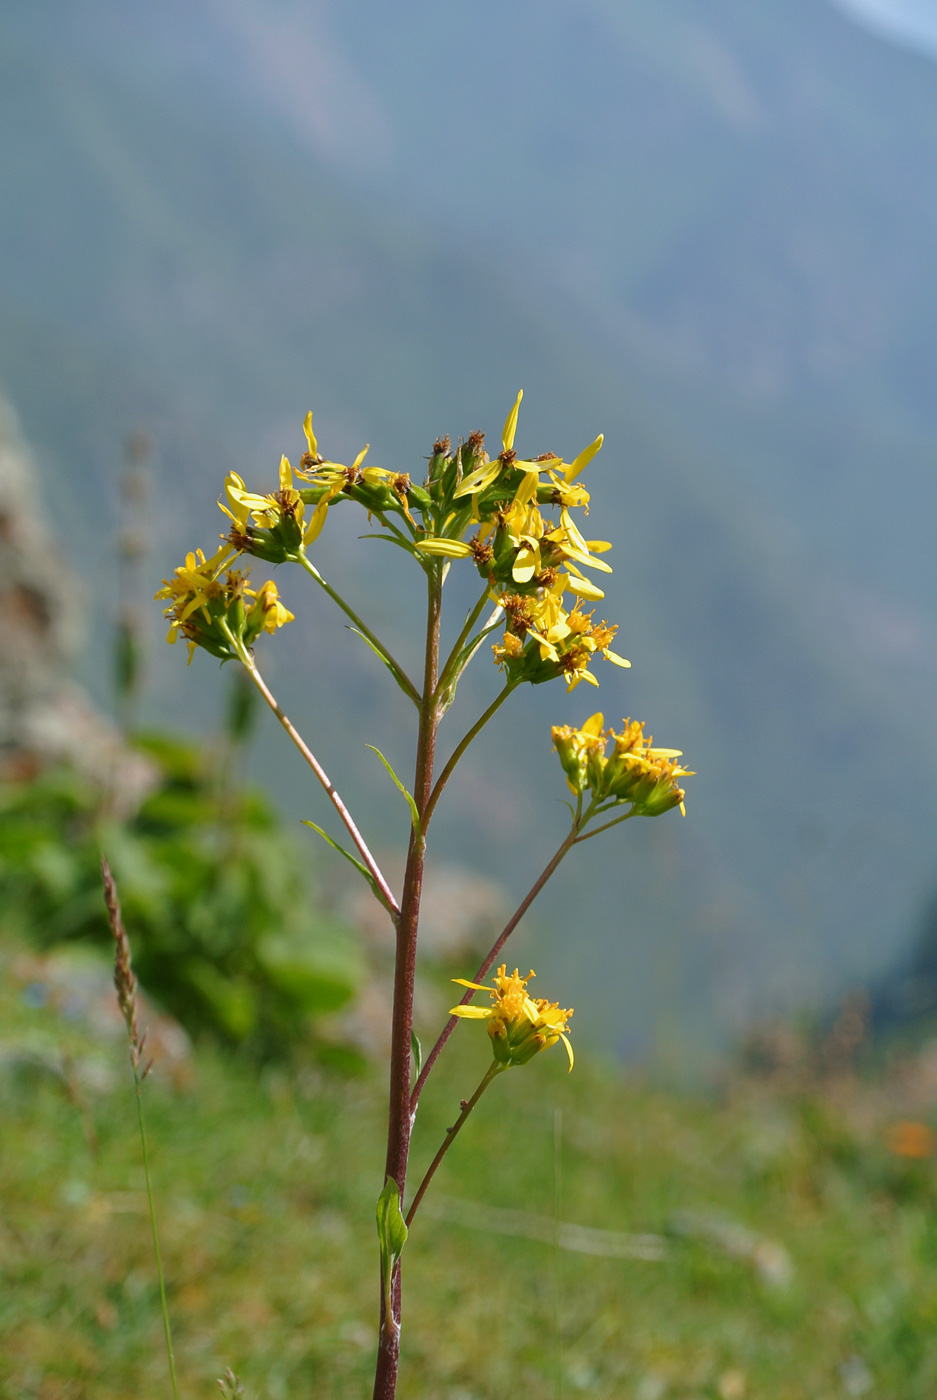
604,720,693,816
552,712,607,793
493,590,630,691
155,547,293,663
450,965,574,1071
253,579,295,634
551,713,693,815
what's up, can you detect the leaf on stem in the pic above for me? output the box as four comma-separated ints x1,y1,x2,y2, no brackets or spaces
376,1178,408,1337
437,620,505,711
366,745,422,837
411,1030,423,1080
301,820,395,914
347,627,420,707
358,532,420,558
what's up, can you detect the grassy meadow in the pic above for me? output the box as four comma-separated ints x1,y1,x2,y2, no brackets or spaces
3,931,937,1400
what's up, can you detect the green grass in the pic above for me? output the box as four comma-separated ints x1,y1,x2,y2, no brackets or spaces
4,937,937,1400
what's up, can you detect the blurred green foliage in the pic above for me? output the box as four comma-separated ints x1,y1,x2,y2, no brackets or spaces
0,733,362,1051
5,928,937,1398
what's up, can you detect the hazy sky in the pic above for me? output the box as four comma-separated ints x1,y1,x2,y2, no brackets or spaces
835,0,937,57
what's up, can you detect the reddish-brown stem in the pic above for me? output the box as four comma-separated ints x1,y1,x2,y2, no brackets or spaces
409,822,580,1116
405,1062,503,1228
372,566,443,1400
234,645,400,919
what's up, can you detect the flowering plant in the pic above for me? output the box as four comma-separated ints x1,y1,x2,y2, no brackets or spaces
153,392,692,1398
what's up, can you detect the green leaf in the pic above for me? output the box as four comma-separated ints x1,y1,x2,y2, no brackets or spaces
376,1178,408,1336
346,628,420,708
301,820,394,914
438,620,504,711
366,746,422,838
357,532,419,557
411,1031,423,1080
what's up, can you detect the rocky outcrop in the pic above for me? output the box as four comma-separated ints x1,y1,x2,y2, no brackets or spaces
0,393,152,807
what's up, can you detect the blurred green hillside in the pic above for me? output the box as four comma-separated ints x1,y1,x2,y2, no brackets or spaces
2,2,937,1058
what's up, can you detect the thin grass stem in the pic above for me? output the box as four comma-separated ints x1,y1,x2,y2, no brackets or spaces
135,1079,180,1400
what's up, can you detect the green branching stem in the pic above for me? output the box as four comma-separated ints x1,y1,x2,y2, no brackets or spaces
573,808,636,842
297,551,420,707
405,1062,504,1228
134,1073,180,1400
435,588,492,698
410,798,585,1115
421,680,519,834
223,626,400,919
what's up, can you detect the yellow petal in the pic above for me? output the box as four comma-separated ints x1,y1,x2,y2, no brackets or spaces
452,977,490,991
604,650,632,668
413,539,474,557
565,433,603,483
585,539,613,553
304,498,330,544
453,458,501,500
560,1032,575,1071
351,444,370,471
303,411,318,457
563,545,613,574
502,390,523,453
582,713,605,736
280,455,293,491
512,542,539,583
565,574,605,601
513,468,539,508
450,1005,493,1019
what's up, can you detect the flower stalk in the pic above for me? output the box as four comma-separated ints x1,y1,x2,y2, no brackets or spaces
153,393,694,1400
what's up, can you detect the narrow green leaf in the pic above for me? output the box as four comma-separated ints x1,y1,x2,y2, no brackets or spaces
347,627,420,708
358,532,419,557
301,820,393,914
438,620,504,711
376,1178,408,1335
366,745,422,837
411,1031,423,1080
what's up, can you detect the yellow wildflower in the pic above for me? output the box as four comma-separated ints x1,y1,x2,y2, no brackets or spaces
450,965,574,1070
551,713,692,815
155,548,293,662
253,579,295,633
551,712,607,793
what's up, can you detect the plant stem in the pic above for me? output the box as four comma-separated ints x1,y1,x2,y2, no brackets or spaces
297,551,420,707
410,819,580,1114
573,808,635,842
434,588,491,698
372,565,443,1400
231,641,400,919
135,1074,180,1400
405,1062,504,1228
421,681,517,834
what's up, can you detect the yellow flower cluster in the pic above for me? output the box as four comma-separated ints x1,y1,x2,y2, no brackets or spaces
410,392,628,690
159,394,626,696
156,546,293,663
491,580,630,691
552,712,692,816
450,965,574,1071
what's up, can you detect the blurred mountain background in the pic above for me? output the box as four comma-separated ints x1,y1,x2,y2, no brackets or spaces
3,0,937,1066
